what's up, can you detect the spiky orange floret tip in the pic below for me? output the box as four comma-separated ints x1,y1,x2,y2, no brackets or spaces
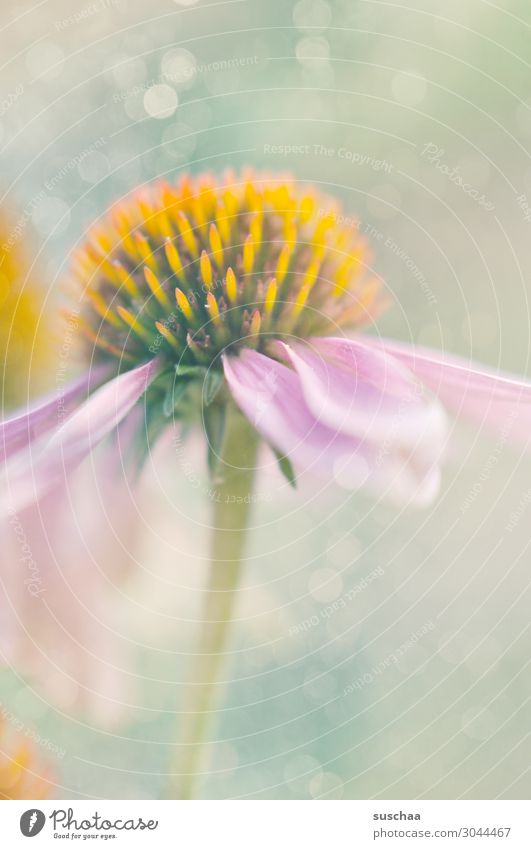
70,170,383,370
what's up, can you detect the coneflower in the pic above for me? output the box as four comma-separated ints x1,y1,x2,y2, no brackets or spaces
2,171,531,797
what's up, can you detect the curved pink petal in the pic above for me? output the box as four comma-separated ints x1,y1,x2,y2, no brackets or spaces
223,348,358,473
0,365,111,462
223,348,442,505
358,336,531,448
2,359,160,513
273,338,447,454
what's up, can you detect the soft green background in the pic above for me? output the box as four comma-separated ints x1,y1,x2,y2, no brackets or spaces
1,0,531,799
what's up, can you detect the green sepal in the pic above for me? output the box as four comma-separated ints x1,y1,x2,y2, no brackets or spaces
273,449,297,488
126,398,169,475
202,369,225,406
175,363,207,378
162,379,190,417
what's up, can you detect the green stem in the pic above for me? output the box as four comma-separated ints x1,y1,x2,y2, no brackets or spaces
168,403,259,799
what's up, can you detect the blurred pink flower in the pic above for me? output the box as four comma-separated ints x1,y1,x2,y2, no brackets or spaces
0,200,144,727
1,440,143,724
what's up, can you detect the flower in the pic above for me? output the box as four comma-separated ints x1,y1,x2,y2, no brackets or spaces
0,206,144,723
0,718,54,799
2,171,531,510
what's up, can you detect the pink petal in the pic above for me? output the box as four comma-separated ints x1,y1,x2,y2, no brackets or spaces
359,336,531,448
0,365,110,461
273,338,447,454
223,349,357,471
1,441,142,722
2,360,159,513
223,349,442,505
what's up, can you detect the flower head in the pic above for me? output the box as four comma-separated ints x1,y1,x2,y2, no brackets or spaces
3,171,531,511
73,170,381,370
